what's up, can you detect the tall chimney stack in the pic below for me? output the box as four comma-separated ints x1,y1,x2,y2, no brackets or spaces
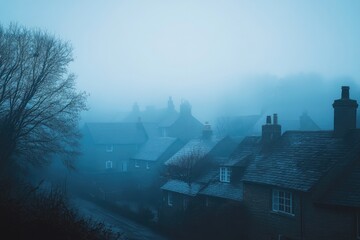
262,114,281,145
333,86,358,137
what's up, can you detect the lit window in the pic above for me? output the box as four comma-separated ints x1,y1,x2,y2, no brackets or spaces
135,160,139,168
105,160,113,169
106,145,113,152
220,167,231,183
167,192,173,206
272,189,294,215
146,162,150,170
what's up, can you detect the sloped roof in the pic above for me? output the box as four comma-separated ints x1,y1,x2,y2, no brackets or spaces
320,158,360,208
199,182,243,201
243,131,360,192
224,136,262,166
84,122,147,145
131,137,178,161
164,139,218,166
161,179,203,196
158,111,180,127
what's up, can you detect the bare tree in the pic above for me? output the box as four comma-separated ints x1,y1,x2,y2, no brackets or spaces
0,23,87,172
167,147,205,184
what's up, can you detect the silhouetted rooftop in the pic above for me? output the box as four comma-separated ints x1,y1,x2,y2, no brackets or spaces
131,137,178,161
84,122,147,145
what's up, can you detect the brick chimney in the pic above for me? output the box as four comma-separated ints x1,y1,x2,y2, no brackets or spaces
202,122,213,140
333,86,358,137
262,114,281,144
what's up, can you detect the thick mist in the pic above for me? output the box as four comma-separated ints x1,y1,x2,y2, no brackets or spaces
1,0,360,127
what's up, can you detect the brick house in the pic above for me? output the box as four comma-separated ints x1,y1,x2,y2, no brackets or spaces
242,86,360,240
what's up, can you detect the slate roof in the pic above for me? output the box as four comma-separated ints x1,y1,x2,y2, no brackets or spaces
199,182,243,201
161,179,203,196
165,139,218,166
243,131,360,192
131,137,178,161
85,122,148,145
320,158,360,208
224,136,262,166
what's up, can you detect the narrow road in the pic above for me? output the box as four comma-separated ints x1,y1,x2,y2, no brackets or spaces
71,197,168,240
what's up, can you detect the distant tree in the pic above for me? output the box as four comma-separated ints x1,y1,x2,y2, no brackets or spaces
0,23,87,173
167,147,206,184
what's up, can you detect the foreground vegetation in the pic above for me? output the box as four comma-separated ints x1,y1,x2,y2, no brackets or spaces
0,180,121,240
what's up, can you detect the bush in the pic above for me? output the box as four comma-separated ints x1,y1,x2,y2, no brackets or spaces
0,181,122,240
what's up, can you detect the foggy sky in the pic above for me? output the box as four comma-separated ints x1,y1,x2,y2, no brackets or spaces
1,0,360,124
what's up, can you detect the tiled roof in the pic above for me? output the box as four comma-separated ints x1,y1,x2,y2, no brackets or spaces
165,139,218,166
199,182,243,201
85,122,147,145
222,136,262,167
320,158,360,208
243,131,360,192
131,137,178,161
161,179,203,196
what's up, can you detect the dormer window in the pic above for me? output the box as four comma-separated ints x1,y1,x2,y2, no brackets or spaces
220,167,231,183
105,160,113,169
106,145,113,152
146,162,150,170
135,160,140,168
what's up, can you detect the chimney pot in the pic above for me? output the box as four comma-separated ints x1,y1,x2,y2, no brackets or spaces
266,116,272,124
341,86,350,99
273,113,278,125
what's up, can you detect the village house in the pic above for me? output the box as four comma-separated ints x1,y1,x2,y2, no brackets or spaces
80,121,148,172
160,123,238,216
241,86,360,240
159,86,360,240
124,97,204,141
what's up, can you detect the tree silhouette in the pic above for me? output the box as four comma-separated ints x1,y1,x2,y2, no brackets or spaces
0,23,87,172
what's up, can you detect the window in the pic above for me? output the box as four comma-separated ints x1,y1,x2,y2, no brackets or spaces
220,167,231,183
135,160,140,168
121,161,127,172
105,160,113,169
146,162,150,170
357,212,360,239
106,145,113,152
167,192,173,206
272,189,294,215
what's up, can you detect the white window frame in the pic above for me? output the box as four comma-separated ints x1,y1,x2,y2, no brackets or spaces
106,145,113,152
220,167,231,183
134,160,140,168
105,160,113,169
272,189,294,215
121,161,128,172
146,161,150,170
167,192,173,206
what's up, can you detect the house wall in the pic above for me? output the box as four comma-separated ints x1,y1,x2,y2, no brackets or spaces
243,182,302,240
243,182,357,240
81,143,140,172
302,197,355,240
